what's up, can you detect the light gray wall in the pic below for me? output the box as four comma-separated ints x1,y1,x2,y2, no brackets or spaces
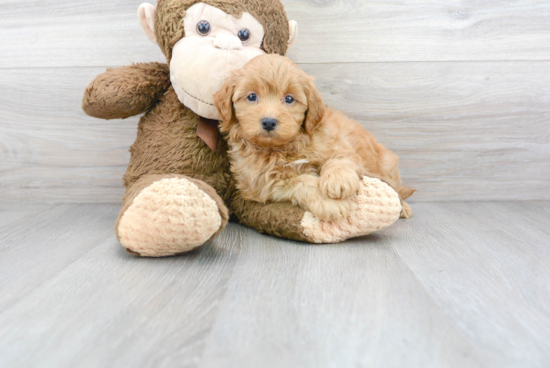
1,0,549,202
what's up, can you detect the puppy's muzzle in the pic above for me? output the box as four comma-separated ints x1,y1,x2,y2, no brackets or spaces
261,118,278,132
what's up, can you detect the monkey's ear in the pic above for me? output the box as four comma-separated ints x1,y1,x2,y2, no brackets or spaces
214,78,237,132
138,3,157,44
287,21,298,52
304,77,325,134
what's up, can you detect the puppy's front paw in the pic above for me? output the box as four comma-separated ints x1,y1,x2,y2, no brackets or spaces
319,168,360,200
308,198,350,221
301,177,402,243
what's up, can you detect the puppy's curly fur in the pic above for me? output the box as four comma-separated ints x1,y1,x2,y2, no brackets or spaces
214,55,414,221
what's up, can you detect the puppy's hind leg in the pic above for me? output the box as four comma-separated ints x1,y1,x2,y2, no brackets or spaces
401,200,413,219
398,186,415,218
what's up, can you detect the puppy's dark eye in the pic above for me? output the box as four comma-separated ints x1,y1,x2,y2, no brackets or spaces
284,95,295,104
238,28,250,42
197,21,211,35
247,93,257,102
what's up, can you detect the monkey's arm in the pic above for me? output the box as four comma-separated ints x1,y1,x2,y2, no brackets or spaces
82,62,170,120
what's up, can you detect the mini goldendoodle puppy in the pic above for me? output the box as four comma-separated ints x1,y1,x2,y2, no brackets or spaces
214,54,414,221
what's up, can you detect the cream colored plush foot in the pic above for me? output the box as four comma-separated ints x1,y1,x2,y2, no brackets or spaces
301,176,402,243
117,177,224,257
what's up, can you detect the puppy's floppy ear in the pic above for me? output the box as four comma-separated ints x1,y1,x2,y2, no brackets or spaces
303,76,326,134
214,75,237,133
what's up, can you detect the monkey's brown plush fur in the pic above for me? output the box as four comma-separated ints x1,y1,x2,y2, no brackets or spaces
82,0,403,257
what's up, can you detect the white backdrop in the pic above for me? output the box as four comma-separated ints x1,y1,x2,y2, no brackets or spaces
1,0,549,202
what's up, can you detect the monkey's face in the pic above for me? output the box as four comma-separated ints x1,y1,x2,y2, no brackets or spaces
138,1,298,120
169,3,266,120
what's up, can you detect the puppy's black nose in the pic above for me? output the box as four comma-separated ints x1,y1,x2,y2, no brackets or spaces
261,118,278,132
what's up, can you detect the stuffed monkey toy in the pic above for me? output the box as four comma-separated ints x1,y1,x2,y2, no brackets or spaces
82,0,403,257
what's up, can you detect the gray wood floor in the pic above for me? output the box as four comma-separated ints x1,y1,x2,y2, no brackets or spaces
0,202,549,368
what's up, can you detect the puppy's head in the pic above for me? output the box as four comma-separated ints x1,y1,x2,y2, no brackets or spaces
214,54,325,148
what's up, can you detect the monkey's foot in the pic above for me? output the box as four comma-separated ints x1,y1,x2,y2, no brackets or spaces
117,175,228,257
301,176,402,243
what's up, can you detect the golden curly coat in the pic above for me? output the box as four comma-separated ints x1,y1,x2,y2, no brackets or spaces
214,55,414,221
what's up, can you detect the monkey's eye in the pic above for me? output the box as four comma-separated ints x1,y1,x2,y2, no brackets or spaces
197,20,211,35
247,93,257,102
284,95,295,104
238,28,250,42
